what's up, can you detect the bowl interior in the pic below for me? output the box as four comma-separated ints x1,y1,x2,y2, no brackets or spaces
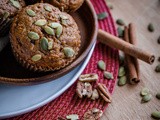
0,1,98,85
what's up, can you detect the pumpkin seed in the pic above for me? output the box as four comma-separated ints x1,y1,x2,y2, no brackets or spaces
26,9,36,17
155,64,160,72
48,38,53,50
3,12,10,19
97,12,108,20
104,71,114,80
40,37,48,51
156,92,160,100
31,54,41,61
44,26,54,35
28,31,40,40
66,114,79,120
10,0,20,9
60,15,68,20
61,19,68,26
56,25,63,38
35,19,47,26
119,53,125,65
141,94,152,103
116,19,125,26
118,66,126,77
117,27,124,37
49,22,61,28
97,60,106,71
140,87,149,96
63,47,75,58
108,3,113,9
44,5,52,12
148,23,154,32
118,76,127,86
151,111,160,119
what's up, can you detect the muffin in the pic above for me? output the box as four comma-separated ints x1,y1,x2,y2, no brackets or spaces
45,0,84,12
0,0,26,37
10,3,81,72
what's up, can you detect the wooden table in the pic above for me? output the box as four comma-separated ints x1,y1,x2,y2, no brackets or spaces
102,0,160,119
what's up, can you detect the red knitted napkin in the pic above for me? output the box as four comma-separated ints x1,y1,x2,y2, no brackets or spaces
8,0,119,119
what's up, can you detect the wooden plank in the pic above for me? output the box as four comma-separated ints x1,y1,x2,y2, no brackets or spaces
102,0,160,119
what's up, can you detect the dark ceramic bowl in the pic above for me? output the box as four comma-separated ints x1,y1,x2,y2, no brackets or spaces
0,0,98,85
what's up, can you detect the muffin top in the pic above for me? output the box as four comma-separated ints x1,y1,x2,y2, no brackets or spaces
10,3,81,71
0,0,26,18
47,0,84,12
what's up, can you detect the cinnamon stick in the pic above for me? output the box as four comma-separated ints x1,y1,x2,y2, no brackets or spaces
129,23,140,83
124,26,139,84
98,29,155,64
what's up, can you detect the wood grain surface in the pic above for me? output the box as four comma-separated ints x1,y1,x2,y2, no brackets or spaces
102,0,160,119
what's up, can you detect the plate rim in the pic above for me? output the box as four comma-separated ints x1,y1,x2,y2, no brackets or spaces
0,43,96,119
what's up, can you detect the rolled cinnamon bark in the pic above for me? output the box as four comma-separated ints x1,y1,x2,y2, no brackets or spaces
129,23,140,83
124,26,139,84
98,29,155,64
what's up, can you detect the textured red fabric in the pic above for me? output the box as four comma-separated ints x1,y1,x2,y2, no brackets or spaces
7,0,119,119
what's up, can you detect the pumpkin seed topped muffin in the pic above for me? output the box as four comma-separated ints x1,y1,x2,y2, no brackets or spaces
0,0,26,37
10,3,81,72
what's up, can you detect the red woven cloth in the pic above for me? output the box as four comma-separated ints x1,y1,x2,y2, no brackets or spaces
7,0,119,119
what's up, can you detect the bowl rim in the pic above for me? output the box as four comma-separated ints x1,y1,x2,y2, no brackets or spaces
0,0,98,85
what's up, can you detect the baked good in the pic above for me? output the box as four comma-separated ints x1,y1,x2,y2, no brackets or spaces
45,0,84,12
0,0,26,37
10,3,81,72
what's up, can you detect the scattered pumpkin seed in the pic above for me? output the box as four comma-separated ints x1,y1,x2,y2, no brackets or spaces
10,0,20,9
108,3,113,9
97,60,106,71
118,76,127,86
104,71,114,80
157,36,160,44
56,25,63,38
151,111,160,119
3,12,10,19
63,47,75,58
31,54,41,61
40,37,48,51
44,5,52,12
118,66,126,77
49,22,61,28
48,39,53,50
116,19,125,26
148,23,154,32
140,87,149,96
44,26,55,35
156,92,160,100
141,94,152,103
119,53,125,65
26,9,36,17
66,114,79,120
60,15,68,20
35,19,47,26
28,31,40,40
117,27,124,37
155,64,160,72
97,12,108,20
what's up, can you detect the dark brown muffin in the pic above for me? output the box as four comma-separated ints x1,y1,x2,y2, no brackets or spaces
45,0,84,12
10,3,81,72
0,0,26,37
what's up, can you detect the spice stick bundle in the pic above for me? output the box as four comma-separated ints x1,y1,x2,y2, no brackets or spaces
98,29,155,64
124,24,140,84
